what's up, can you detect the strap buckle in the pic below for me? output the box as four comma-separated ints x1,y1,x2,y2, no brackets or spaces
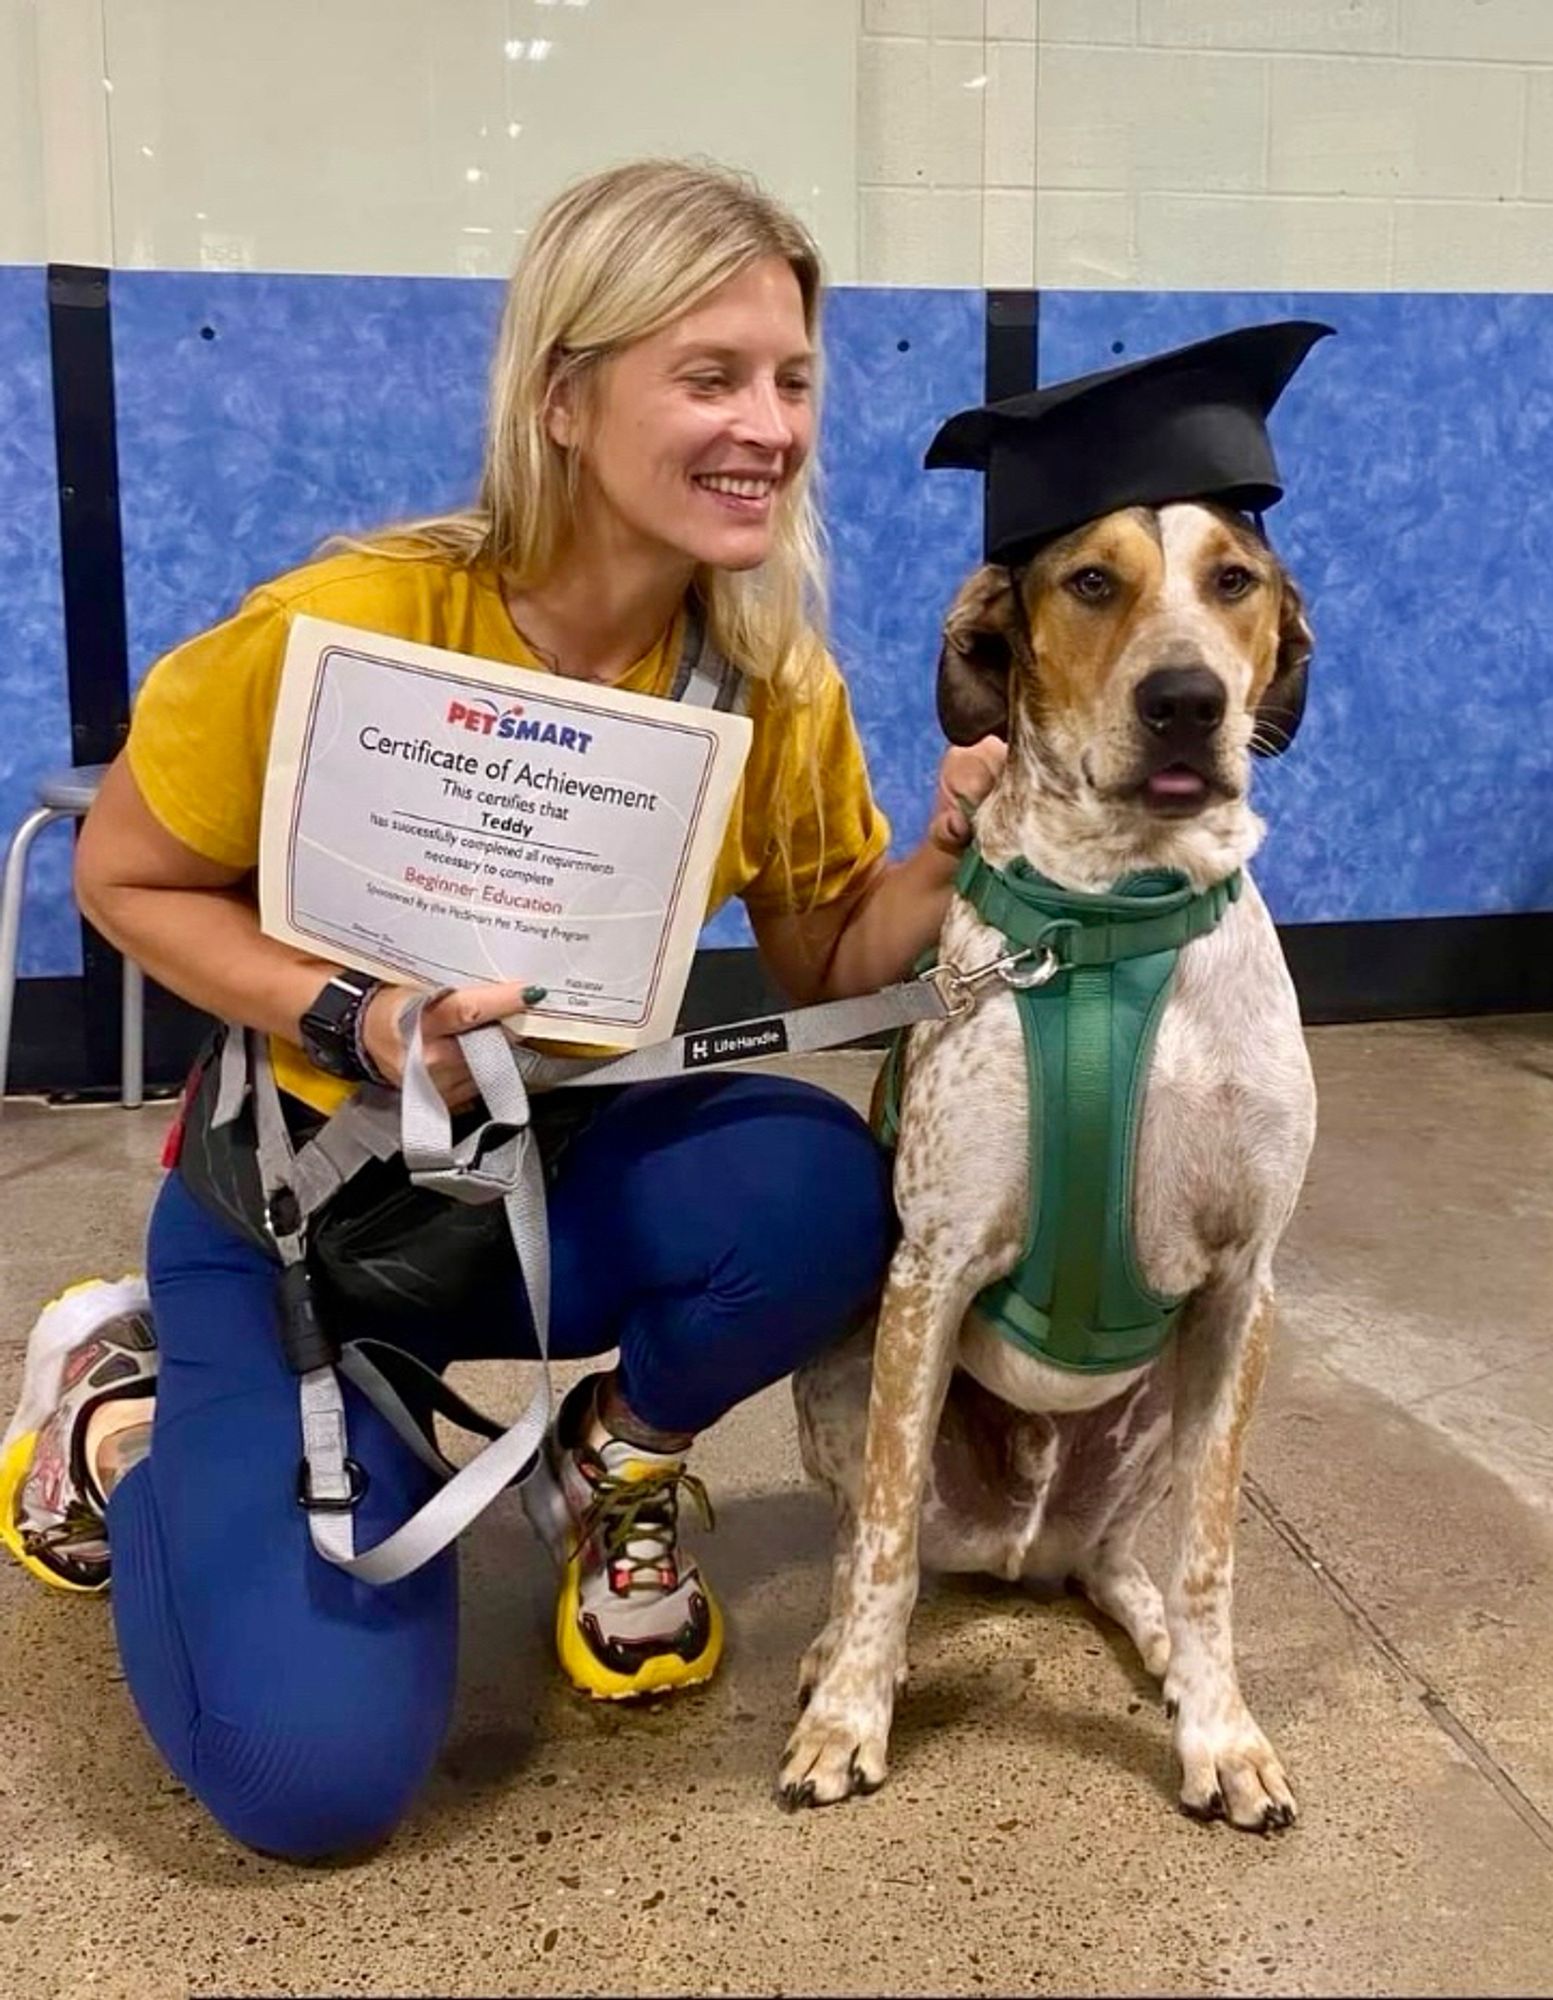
296,1456,369,1514
265,1183,304,1246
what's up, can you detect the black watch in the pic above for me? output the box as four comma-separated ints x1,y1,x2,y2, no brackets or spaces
298,970,385,1083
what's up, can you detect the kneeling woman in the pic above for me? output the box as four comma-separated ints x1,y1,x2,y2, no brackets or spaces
4,159,1000,1860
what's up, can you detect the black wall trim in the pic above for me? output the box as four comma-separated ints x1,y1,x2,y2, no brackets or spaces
9,979,204,1101
7,919,1550,1099
685,921,1553,1040
984,288,1039,402
46,263,133,1093
982,289,1039,564
1281,911,1553,1025
48,265,130,765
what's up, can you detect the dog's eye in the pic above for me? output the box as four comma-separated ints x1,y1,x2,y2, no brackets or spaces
1064,566,1115,604
1216,564,1258,601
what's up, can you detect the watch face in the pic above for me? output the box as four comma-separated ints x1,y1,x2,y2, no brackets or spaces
300,976,369,1078
300,1020,353,1078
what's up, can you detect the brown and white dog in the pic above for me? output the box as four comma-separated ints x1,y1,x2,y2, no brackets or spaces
780,500,1318,1832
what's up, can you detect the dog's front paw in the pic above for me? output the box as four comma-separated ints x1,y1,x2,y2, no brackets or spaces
1171,1702,1297,1834
778,1699,890,1810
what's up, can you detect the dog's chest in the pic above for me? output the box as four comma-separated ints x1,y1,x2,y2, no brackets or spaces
897,894,1308,1345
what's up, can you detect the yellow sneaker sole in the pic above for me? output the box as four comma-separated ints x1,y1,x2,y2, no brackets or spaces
0,1429,107,1595
555,1559,724,1701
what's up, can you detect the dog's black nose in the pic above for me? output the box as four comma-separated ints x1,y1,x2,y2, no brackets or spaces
1134,665,1226,741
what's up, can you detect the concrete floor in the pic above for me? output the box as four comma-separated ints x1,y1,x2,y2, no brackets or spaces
1,1016,1551,1998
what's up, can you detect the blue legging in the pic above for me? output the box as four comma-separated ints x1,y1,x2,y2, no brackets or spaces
107,1073,892,1861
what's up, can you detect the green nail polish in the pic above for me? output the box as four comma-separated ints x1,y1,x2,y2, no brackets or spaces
522,984,548,1004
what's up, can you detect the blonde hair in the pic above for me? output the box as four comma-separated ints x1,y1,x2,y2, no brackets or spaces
343,157,829,702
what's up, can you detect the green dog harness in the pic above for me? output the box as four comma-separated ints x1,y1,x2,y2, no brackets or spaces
880,848,1240,1375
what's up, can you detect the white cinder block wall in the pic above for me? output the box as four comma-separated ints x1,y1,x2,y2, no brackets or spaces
8,0,1552,291
858,0,1553,289
1,0,862,277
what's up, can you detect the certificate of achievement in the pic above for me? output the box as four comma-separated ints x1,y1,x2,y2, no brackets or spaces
258,615,753,1049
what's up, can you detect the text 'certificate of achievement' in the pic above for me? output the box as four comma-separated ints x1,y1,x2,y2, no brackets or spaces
259,615,753,1050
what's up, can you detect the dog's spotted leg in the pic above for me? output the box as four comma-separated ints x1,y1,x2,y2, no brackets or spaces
797,1503,860,1705
1164,1281,1296,1834
779,1241,965,1809
796,1509,910,1709
792,1334,878,1704
1070,1381,1173,1676
1075,1545,1171,1679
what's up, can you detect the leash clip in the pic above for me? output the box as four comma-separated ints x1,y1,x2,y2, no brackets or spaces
999,916,1077,991
919,960,979,1019
921,938,1061,1017
998,945,1062,990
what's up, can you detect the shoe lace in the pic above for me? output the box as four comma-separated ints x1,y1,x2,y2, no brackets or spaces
579,1463,715,1595
25,1500,106,1558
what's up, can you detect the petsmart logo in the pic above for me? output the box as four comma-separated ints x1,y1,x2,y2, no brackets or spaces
445,698,593,753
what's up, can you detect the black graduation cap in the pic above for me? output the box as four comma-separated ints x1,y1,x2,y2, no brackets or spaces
925,320,1333,564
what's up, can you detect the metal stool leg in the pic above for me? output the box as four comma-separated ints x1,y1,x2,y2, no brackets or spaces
0,806,71,1115
121,956,144,1109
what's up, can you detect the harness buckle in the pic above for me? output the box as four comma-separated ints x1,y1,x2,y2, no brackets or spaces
265,1184,303,1245
277,1259,339,1376
296,1456,369,1514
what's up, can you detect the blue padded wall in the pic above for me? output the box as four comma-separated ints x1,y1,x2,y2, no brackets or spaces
1041,292,1553,922
0,269,77,976
13,274,1552,979
113,272,505,681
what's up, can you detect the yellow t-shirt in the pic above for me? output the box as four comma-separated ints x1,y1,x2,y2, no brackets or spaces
127,550,891,1108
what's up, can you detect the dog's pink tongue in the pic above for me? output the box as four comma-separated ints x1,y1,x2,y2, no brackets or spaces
1148,768,1207,798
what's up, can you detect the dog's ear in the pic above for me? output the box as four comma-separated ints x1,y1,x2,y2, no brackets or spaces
937,564,1020,745
1253,566,1313,758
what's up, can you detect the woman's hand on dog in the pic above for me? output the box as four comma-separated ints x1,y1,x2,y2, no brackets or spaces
359,979,538,1109
927,735,1007,856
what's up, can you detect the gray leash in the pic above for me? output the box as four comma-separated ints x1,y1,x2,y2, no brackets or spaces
517,980,949,1091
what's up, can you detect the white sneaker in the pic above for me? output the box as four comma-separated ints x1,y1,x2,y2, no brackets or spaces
0,1278,156,1594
